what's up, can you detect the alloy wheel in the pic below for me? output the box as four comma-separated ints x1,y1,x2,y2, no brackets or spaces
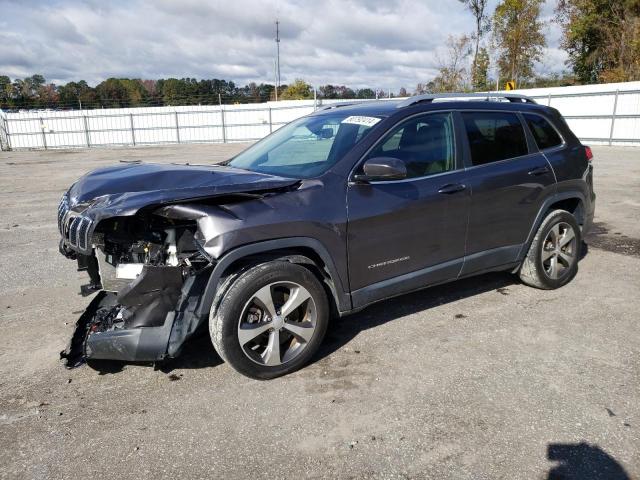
237,281,317,366
541,222,577,280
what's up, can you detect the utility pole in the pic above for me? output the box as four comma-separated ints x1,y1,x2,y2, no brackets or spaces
275,19,281,102
274,60,278,102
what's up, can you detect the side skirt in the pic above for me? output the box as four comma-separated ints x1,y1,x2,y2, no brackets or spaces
349,244,523,312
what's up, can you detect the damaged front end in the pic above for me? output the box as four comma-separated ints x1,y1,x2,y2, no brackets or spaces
57,162,300,368
60,211,211,367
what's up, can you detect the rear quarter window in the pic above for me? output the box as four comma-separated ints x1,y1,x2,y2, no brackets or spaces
462,111,528,166
524,113,563,150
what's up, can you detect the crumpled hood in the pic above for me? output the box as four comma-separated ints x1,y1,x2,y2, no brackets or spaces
67,162,299,218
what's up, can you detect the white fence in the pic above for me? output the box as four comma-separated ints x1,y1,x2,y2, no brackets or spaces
2,82,640,150
507,81,640,147
0,101,320,150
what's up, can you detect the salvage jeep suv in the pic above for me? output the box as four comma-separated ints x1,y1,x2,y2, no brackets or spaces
58,93,595,379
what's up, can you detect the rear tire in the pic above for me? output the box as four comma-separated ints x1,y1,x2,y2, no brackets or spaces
518,209,581,290
210,261,329,380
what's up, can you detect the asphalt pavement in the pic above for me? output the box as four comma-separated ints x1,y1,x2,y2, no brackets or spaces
0,144,638,479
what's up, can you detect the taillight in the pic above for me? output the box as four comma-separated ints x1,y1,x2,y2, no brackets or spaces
585,145,593,162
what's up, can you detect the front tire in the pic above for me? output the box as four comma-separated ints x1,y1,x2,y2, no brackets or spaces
519,209,582,289
210,261,329,380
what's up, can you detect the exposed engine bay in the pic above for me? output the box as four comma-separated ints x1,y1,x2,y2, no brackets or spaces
60,213,208,367
57,161,301,368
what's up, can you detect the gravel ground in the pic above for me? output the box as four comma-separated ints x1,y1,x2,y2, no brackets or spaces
0,144,638,480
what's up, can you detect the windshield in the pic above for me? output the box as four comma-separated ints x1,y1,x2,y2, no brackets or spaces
228,112,382,178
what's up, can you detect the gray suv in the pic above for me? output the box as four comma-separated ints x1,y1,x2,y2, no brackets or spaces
58,93,595,379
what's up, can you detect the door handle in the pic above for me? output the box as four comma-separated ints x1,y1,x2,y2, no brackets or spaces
528,165,550,176
438,183,466,194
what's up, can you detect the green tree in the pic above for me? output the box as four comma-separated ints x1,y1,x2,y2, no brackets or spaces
472,47,491,90
158,78,186,105
320,85,357,99
95,78,131,107
0,76,11,105
492,0,546,85
58,80,97,108
280,79,313,100
120,79,147,106
335,86,356,99
356,88,375,99
319,84,338,99
556,0,640,83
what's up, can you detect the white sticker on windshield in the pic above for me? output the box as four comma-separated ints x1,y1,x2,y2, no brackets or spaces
341,115,381,127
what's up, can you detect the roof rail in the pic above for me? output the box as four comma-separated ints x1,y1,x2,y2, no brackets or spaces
396,92,537,108
317,102,360,111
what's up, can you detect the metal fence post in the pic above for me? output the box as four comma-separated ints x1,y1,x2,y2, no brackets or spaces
2,117,10,151
609,89,619,146
0,114,8,151
174,111,180,143
83,115,90,147
39,117,47,149
547,93,551,106
129,113,136,146
5,118,11,151
268,107,273,133
220,108,226,143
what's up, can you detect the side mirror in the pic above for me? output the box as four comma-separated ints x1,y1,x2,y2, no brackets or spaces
353,157,407,182
319,127,334,139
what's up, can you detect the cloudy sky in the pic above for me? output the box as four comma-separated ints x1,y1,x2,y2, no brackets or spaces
0,0,567,90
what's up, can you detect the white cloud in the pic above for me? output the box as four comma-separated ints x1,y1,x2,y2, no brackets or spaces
0,0,567,90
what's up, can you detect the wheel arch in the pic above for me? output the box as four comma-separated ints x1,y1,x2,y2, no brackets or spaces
516,191,586,264
197,237,352,321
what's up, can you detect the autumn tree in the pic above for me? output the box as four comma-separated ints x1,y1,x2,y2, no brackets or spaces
556,0,640,83
459,0,491,89
492,0,546,85
414,83,433,95
432,35,472,92
281,79,313,100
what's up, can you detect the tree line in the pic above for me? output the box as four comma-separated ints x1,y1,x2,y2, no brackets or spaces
0,75,380,111
1,0,638,110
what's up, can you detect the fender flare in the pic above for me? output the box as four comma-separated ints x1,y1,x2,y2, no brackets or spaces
516,191,587,262
196,237,352,319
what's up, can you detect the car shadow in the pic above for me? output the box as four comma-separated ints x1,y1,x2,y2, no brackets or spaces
546,442,630,480
86,270,517,376
313,270,517,364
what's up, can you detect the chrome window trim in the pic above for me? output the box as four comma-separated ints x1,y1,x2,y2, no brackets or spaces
461,151,542,172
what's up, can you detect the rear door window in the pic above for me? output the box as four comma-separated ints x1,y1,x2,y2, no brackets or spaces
524,113,563,150
462,112,528,166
